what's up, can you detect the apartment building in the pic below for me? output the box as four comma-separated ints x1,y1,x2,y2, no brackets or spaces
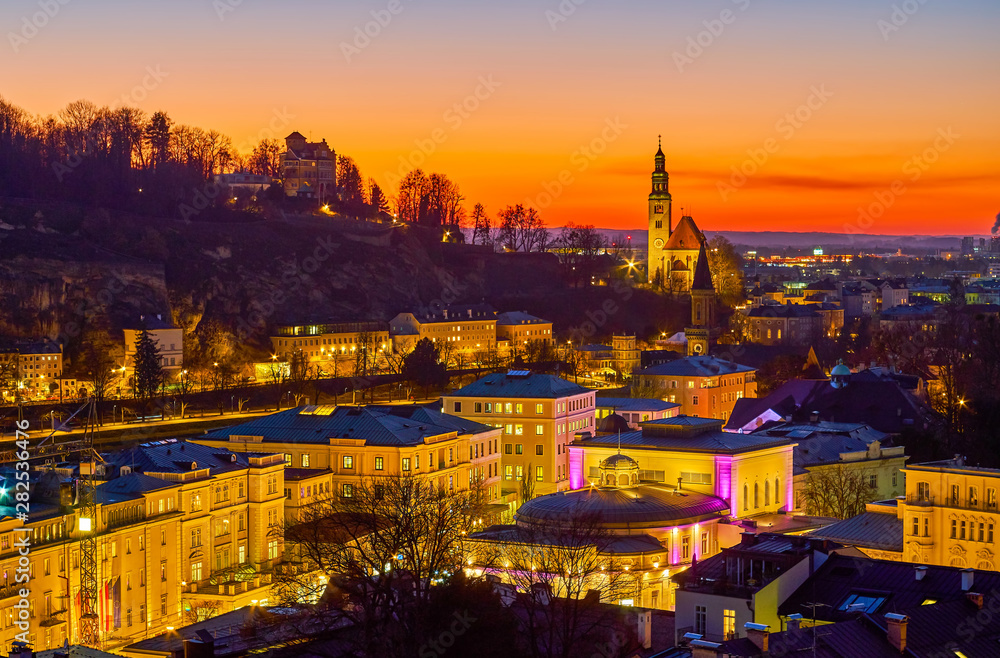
442,371,596,497
0,338,62,399
197,404,504,506
495,312,553,351
270,321,391,376
634,355,757,422
0,441,284,652
389,304,498,363
123,316,183,379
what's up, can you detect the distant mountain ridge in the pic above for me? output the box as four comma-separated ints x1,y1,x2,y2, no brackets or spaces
561,228,970,251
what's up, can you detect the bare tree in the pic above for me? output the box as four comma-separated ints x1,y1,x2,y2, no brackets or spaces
470,511,638,658
273,475,492,658
801,464,878,519
497,204,548,252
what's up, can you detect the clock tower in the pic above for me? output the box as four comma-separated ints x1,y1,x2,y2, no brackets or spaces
647,136,672,283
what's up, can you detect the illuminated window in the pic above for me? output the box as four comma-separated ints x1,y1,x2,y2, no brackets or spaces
536,466,543,482
402,458,411,472
535,403,543,414
723,610,736,639
343,455,353,469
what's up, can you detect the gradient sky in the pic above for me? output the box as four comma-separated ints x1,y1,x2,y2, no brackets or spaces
2,0,998,234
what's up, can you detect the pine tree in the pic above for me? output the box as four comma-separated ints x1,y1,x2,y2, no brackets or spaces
132,329,164,413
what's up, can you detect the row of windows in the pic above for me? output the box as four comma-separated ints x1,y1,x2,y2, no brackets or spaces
742,479,781,511
950,519,995,543
467,401,546,415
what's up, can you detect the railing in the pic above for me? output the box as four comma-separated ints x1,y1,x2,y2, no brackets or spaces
905,494,935,506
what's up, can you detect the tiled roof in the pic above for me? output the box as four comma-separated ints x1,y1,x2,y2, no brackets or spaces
724,376,934,434
807,511,903,551
637,355,755,377
106,439,259,476
778,553,1000,623
448,372,591,399
496,311,551,326
664,215,703,251
749,421,893,470
97,472,178,495
201,405,492,446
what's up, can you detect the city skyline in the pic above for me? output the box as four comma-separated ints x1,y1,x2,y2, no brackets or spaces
3,0,997,234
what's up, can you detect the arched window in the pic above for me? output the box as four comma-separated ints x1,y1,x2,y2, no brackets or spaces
754,483,760,508
743,484,749,511
764,480,770,506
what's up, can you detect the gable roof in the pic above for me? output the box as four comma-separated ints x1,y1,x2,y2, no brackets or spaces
448,371,591,399
778,553,1000,623
201,405,491,446
638,355,755,378
664,215,704,251
724,375,935,434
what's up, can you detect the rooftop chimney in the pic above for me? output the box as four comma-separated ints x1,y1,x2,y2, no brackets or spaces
637,609,652,649
885,613,907,652
962,568,975,592
810,410,819,423
745,622,769,651
915,566,927,581
966,592,984,609
786,613,803,632
690,639,722,658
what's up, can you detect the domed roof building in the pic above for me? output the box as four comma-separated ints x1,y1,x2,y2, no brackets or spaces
468,451,732,611
596,412,632,436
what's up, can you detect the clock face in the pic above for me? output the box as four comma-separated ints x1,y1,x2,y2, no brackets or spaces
653,238,664,249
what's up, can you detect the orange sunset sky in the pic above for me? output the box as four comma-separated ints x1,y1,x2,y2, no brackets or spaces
2,0,998,235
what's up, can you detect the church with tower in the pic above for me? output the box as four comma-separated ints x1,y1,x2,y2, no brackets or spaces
646,138,707,292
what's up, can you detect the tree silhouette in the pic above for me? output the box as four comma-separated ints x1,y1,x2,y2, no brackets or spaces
402,338,449,398
132,329,164,415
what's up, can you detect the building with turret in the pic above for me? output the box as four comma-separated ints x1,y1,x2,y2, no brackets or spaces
646,137,708,291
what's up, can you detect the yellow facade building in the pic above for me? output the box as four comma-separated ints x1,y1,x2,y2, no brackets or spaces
197,404,504,506
812,457,1000,569
495,312,553,355
123,316,184,381
0,339,62,400
634,356,757,422
390,305,498,367
442,371,596,498
270,321,391,376
0,440,284,653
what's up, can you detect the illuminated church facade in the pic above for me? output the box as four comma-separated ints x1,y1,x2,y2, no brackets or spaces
646,138,708,292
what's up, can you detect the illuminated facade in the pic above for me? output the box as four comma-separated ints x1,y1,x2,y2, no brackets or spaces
570,416,794,521
468,452,732,610
282,132,335,201
0,441,284,653
123,316,183,379
634,356,757,422
0,339,62,400
270,321,391,376
197,404,504,505
390,304,498,364
443,371,596,498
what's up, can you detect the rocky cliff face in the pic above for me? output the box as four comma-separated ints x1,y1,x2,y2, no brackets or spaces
0,201,501,364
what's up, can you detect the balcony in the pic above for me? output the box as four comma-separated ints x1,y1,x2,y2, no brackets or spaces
905,494,935,507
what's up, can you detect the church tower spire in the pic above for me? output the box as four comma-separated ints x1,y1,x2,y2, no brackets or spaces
685,240,715,356
647,135,672,284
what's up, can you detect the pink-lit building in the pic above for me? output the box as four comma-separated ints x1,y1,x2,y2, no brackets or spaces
466,416,796,611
